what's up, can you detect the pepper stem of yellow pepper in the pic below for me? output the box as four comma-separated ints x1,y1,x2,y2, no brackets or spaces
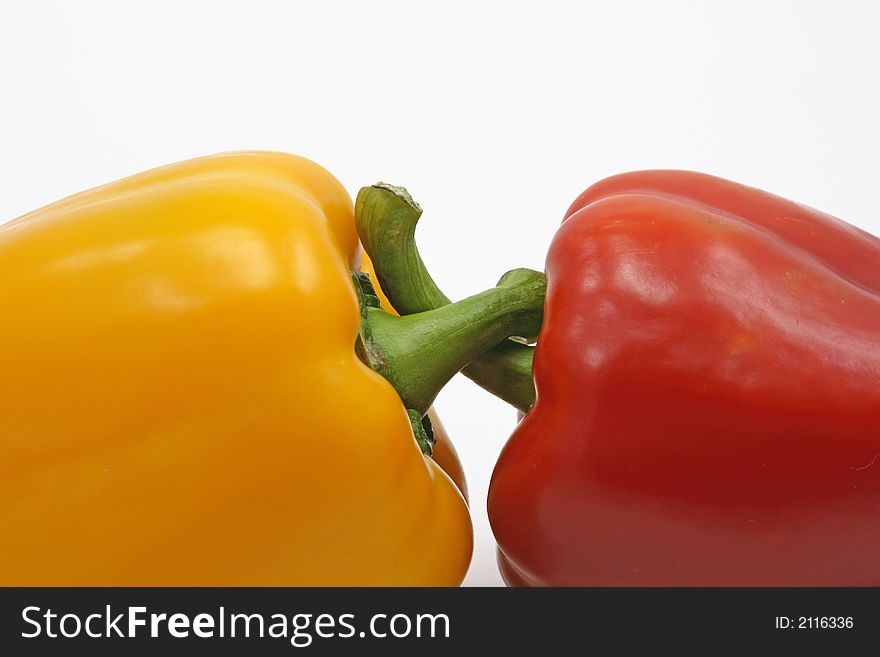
355,183,540,414
354,267,545,423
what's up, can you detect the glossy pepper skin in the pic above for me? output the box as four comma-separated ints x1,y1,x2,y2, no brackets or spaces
489,170,880,586
0,152,471,585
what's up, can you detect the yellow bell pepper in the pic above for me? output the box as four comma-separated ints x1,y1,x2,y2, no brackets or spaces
0,152,551,587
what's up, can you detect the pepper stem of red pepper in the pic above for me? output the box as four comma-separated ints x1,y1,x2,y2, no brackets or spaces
355,183,540,413
354,267,545,422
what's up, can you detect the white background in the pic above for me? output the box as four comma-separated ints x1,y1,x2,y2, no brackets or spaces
2,1,878,586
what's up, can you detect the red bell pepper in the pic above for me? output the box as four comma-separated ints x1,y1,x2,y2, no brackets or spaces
489,170,880,586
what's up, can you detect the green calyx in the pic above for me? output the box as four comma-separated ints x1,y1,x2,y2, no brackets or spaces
352,272,434,456
352,266,545,422
408,409,435,456
355,183,542,413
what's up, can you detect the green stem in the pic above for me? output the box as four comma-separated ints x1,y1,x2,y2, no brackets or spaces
355,184,540,413
354,268,545,418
